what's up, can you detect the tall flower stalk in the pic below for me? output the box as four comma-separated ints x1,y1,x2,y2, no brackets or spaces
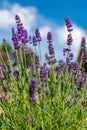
65,17,73,64
35,28,42,65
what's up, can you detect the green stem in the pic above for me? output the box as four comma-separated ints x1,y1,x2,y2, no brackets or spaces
20,48,24,70
5,46,14,80
39,42,42,65
16,50,21,76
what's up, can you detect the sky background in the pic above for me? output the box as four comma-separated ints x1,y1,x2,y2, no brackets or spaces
0,0,87,62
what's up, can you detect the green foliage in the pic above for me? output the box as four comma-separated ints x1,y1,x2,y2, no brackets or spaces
0,47,87,129
77,47,87,72
0,69,87,129
0,43,13,67
1,18,87,129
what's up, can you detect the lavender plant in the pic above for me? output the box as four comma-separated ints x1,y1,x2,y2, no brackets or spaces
0,15,87,130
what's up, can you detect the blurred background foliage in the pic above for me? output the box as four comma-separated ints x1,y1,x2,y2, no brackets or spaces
0,43,35,70
0,42,87,72
77,47,87,72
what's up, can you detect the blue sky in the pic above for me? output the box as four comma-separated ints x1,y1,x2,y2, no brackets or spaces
1,0,87,29
0,0,87,62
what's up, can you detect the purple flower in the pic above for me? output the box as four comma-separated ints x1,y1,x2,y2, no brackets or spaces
81,37,86,47
67,34,73,45
45,90,50,95
21,30,29,44
81,37,86,52
32,36,37,46
74,78,78,85
81,72,86,79
0,64,6,72
77,86,83,92
12,28,21,49
65,18,73,60
82,52,87,62
59,60,65,66
71,93,75,98
35,28,42,42
82,100,86,105
75,94,81,98
51,92,55,97
67,100,71,107
24,49,34,56
0,57,2,62
31,95,36,104
42,82,47,87
0,93,7,100
28,62,34,72
15,15,29,45
69,53,74,60
15,15,20,21
35,55,40,68
38,86,42,93
71,62,79,70
40,64,48,84
63,48,67,55
66,57,70,64
65,17,73,32
29,78,37,104
55,66,61,76
48,43,55,55
79,78,84,86
0,73,2,79
47,32,52,43
51,100,54,105
63,48,71,56
45,53,51,64
13,70,19,77
29,35,32,44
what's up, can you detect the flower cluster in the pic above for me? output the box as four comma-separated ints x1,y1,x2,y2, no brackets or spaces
12,28,21,49
28,28,42,46
63,18,73,64
12,15,29,49
81,37,86,51
40,64,48,87
29,78,37,104
15,15,28,45
35,55,40,69
35,28,42,42
45,32,56,64
81,37,87,63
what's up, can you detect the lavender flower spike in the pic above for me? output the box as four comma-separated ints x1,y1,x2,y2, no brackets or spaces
47,32,53,43
35,28,42,42
65,17,73,32
29,78,37,104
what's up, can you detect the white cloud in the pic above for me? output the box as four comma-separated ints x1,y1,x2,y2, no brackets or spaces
0,10,14,28
0,4,37,30
55,25,87,59
40,26,52,37
55,26,67,44
11,4,37,30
